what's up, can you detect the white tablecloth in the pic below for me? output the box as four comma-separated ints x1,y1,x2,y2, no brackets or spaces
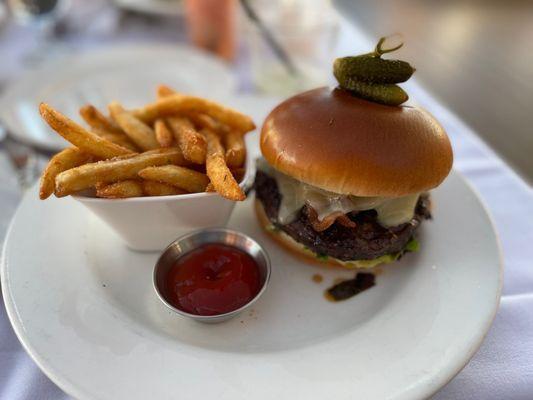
411,86,533,400
1,8,532,400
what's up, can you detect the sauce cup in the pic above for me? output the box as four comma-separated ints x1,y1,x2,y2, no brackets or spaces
153,228,271,323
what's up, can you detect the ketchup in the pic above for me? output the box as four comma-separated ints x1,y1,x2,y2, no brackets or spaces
165,244,261,316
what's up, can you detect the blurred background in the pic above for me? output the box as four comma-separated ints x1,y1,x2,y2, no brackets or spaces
0,0,531,187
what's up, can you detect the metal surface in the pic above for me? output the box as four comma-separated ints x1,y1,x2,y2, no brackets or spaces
153,228,271,324
334,0,533,183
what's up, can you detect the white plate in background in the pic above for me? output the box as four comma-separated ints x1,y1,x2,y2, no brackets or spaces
0,44,236,151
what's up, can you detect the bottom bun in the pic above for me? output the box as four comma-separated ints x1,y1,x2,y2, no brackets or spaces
254,199,400,270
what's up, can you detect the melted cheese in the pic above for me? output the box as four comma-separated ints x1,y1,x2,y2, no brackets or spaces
257,158,420,227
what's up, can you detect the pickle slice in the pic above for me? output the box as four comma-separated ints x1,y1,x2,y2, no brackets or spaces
333,56,415,84
333,35,413,106
338,79,408,106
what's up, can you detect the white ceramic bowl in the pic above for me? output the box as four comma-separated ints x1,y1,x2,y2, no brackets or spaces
73,163,254,252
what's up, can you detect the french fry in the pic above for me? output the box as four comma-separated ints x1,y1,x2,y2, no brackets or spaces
108,102,159,151
231,167,246,183
141,180,187,196
154,119,174,147
39,103,134,159
156,84,177,99
55,148,185,197
39,147,93,200
224,131,246,167
166,117,207,164
96,180,144,199
80,104,139,151
139,165,209,193
156,84,206,161
188,112,229,135
154,87,230,135
92,129,139,151
205,182,215,192
132,94,256,133
204,130,245,201
79,104,123,135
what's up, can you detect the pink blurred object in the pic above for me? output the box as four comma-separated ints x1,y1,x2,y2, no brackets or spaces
185,0,236,61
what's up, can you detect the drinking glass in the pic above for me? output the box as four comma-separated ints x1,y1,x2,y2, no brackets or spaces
244,0,339,96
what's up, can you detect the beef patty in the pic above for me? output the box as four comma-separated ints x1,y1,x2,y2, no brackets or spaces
254,170,431,261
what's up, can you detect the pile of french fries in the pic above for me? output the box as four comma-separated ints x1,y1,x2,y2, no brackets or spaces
39,85,254,201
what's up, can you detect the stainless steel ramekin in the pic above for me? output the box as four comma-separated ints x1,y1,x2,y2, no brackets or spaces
153,228,271,323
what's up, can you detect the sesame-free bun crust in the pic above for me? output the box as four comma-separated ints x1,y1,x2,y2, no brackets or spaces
260,87,453,197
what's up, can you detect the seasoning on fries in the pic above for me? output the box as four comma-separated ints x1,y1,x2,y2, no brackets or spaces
154,119,174,148
93,131,138,152
38,85,253,201
96,180,144,199
166,116,207,164
204,129,246,201
108,102,160,151
55,148,185,197
40,103,134,159
139,165,209,193
79,104,123,135
224,131,246,168
132,94,256,133
39,147,93,200
141,180,187,196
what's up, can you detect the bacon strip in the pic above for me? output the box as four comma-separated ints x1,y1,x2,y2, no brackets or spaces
337,214,357,228
305,205,356,232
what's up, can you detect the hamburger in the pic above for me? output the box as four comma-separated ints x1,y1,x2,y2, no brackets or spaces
254,86,453,268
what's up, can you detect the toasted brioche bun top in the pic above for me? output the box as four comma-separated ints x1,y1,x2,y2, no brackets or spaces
260,87,453,197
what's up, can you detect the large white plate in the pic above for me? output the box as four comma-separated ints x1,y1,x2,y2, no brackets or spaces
1,95,502,400
0,44,235,151
2,173,502,400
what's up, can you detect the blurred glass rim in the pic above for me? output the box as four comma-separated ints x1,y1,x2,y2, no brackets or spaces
240,6,339,34
242,18,339,38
